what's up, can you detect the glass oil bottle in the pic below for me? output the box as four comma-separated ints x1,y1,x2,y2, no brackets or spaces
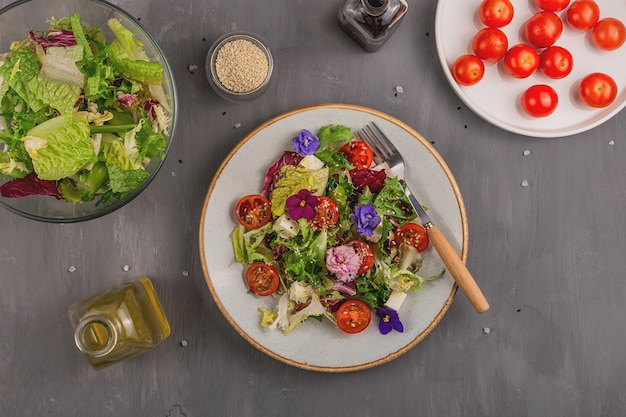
68,277,171,369
338,0,409,52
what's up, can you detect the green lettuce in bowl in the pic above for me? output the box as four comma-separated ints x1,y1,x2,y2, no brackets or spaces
0,0,177,222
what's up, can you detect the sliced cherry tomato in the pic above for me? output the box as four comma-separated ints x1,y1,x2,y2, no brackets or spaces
310,196,339,231
339,141,373,170
394,223,429,253
535,0,570,12
566,0,600,31
336,299,372,334
451,54,485,86
245,262,280,296
591,18,626,51
503,44,539,79
578,73,618,108
521,84,559,117
235,194,271,229
539,46,573,79
524,11,563,48
346,240,375,275
478,0,514,28
471,27,509,62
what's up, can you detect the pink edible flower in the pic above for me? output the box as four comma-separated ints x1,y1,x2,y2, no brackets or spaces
326,245,360,283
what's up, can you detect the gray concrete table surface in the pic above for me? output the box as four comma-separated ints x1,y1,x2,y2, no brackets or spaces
1,0,625,416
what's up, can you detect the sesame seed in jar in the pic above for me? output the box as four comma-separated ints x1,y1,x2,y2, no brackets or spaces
215,39,269,94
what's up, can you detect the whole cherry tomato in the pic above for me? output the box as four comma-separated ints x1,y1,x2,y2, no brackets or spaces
336,299,372,334
471,27,509,62
578,73,618,108
535,0,570,12
478,0,514,28
566,0,600,31
245,262,280,296
591,18,626,51
503,44,540,79
524,11,563,48
235,194,271,229
451,54,485,86
539,46,574,79
521,84,559,118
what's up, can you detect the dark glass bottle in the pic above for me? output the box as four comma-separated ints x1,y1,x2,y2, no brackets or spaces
338,0,409,52
68,277,171,369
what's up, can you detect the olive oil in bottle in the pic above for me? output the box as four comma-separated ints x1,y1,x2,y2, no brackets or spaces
68,277,171,369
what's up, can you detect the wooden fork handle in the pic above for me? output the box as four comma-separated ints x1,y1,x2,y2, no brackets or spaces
426,225,490,313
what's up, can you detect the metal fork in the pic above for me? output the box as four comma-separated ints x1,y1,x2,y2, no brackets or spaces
356,122,489,313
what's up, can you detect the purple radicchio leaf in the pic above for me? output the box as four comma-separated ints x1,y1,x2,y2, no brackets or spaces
262,151,303,195
0,173,62,199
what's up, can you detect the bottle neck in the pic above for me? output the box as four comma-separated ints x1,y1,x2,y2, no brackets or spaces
74,315,118,358
361,0,390,17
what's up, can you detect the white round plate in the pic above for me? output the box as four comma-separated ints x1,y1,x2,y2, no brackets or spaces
199,104,467,372
435,0,626,138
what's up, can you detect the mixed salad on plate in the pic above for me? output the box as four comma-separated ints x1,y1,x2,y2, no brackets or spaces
232,125,443,335
0,14,171,204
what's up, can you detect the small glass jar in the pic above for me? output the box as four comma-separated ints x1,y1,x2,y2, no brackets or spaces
338,0,409,52
205,32,274,102
68,277,171,369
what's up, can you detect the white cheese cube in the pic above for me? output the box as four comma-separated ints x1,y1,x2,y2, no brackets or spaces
273,214,300,239
299,155,325,171
384,291,408,312
364,222,383,243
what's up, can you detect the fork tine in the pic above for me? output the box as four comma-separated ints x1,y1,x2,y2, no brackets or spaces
357,125,387,161
368,122,395,157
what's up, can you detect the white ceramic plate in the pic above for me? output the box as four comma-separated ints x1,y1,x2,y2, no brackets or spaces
435,0,626,138
199,104,467,372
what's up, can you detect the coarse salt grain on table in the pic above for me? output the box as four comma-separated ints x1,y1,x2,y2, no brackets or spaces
215,39,269,93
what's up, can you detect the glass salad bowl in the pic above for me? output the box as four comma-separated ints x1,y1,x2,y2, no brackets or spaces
0,0,178,223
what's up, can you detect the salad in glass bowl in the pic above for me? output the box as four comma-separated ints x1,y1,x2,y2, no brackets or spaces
232,125,444,336
0,0,176,222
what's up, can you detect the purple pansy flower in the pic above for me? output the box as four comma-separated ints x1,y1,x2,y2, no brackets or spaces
286,189,318,220
292,129,320,156
376,307,404,335
350,204,381,236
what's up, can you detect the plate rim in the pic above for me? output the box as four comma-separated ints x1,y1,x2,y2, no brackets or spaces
198,103,467,372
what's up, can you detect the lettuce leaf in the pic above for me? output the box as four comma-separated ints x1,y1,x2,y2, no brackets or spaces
0,47,45,112
39,45,85,85
0,152,29,178
106,18,163,84
24,112,96,180
100,137,137,169
106,163,149,194
136,118,166,159
69,14,93,60
269,164,329,217
317,124,353,148
231,224,273,264
57,161,110,203
27,73,81,119
373,177,416,220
